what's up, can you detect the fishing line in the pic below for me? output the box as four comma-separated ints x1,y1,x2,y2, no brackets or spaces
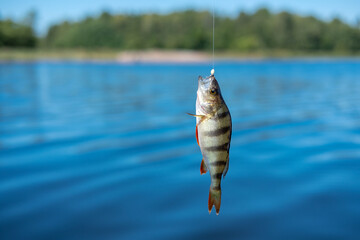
212,0,215,74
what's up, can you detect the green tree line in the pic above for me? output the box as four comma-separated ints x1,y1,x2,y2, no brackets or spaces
0,11,37,47
2,9,360,52
0,19,36,47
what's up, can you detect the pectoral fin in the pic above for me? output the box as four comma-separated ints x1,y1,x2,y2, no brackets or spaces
186,113,205,118
187,113,210,126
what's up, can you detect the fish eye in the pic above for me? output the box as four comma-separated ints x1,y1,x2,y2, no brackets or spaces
210,89,217,95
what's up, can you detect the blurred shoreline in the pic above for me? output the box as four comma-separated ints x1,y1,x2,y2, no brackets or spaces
0,49,360,62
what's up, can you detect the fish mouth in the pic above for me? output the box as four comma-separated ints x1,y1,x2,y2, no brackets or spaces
198,75,213,84
198,75,214,89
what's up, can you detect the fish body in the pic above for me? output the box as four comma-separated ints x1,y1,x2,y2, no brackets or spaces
193,73,232,215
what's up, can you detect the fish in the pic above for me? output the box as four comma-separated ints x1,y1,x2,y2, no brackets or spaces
188,71,232,215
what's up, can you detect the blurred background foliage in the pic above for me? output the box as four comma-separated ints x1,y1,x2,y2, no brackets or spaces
0,10,37,48
1,8,360,52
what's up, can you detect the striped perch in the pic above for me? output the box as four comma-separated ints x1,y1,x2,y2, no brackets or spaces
188,71,232,215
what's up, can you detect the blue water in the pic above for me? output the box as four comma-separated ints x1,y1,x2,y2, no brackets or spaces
1,59,360,240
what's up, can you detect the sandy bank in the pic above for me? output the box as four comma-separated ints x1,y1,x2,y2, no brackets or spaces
116,50,211,63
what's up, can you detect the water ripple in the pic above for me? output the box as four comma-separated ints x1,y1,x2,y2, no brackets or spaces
1,60,360,240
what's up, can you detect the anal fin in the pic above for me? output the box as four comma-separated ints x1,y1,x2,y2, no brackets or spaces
200,159,207,175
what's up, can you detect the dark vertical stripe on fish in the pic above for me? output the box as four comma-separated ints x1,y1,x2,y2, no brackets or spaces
210,161,227,167
212,173,223,179
212,185,221,191
204,143,229,152
203,126,231,137
217,111,229,119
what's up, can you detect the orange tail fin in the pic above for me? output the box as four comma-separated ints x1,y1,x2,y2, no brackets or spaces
208,187,221,215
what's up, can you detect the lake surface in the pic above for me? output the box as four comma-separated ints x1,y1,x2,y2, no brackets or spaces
1,59,360,240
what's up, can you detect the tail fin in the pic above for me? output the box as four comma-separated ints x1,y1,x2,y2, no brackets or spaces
208,187,221,215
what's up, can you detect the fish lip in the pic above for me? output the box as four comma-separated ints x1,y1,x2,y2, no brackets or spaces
198,76,204,85
198,75,213,89
198,75,213,84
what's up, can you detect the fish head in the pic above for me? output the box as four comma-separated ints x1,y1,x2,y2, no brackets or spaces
197,75,223,113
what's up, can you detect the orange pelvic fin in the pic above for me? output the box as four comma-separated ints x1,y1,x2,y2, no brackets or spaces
196,125,199,146
208,187,221,215
200,159,207,175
